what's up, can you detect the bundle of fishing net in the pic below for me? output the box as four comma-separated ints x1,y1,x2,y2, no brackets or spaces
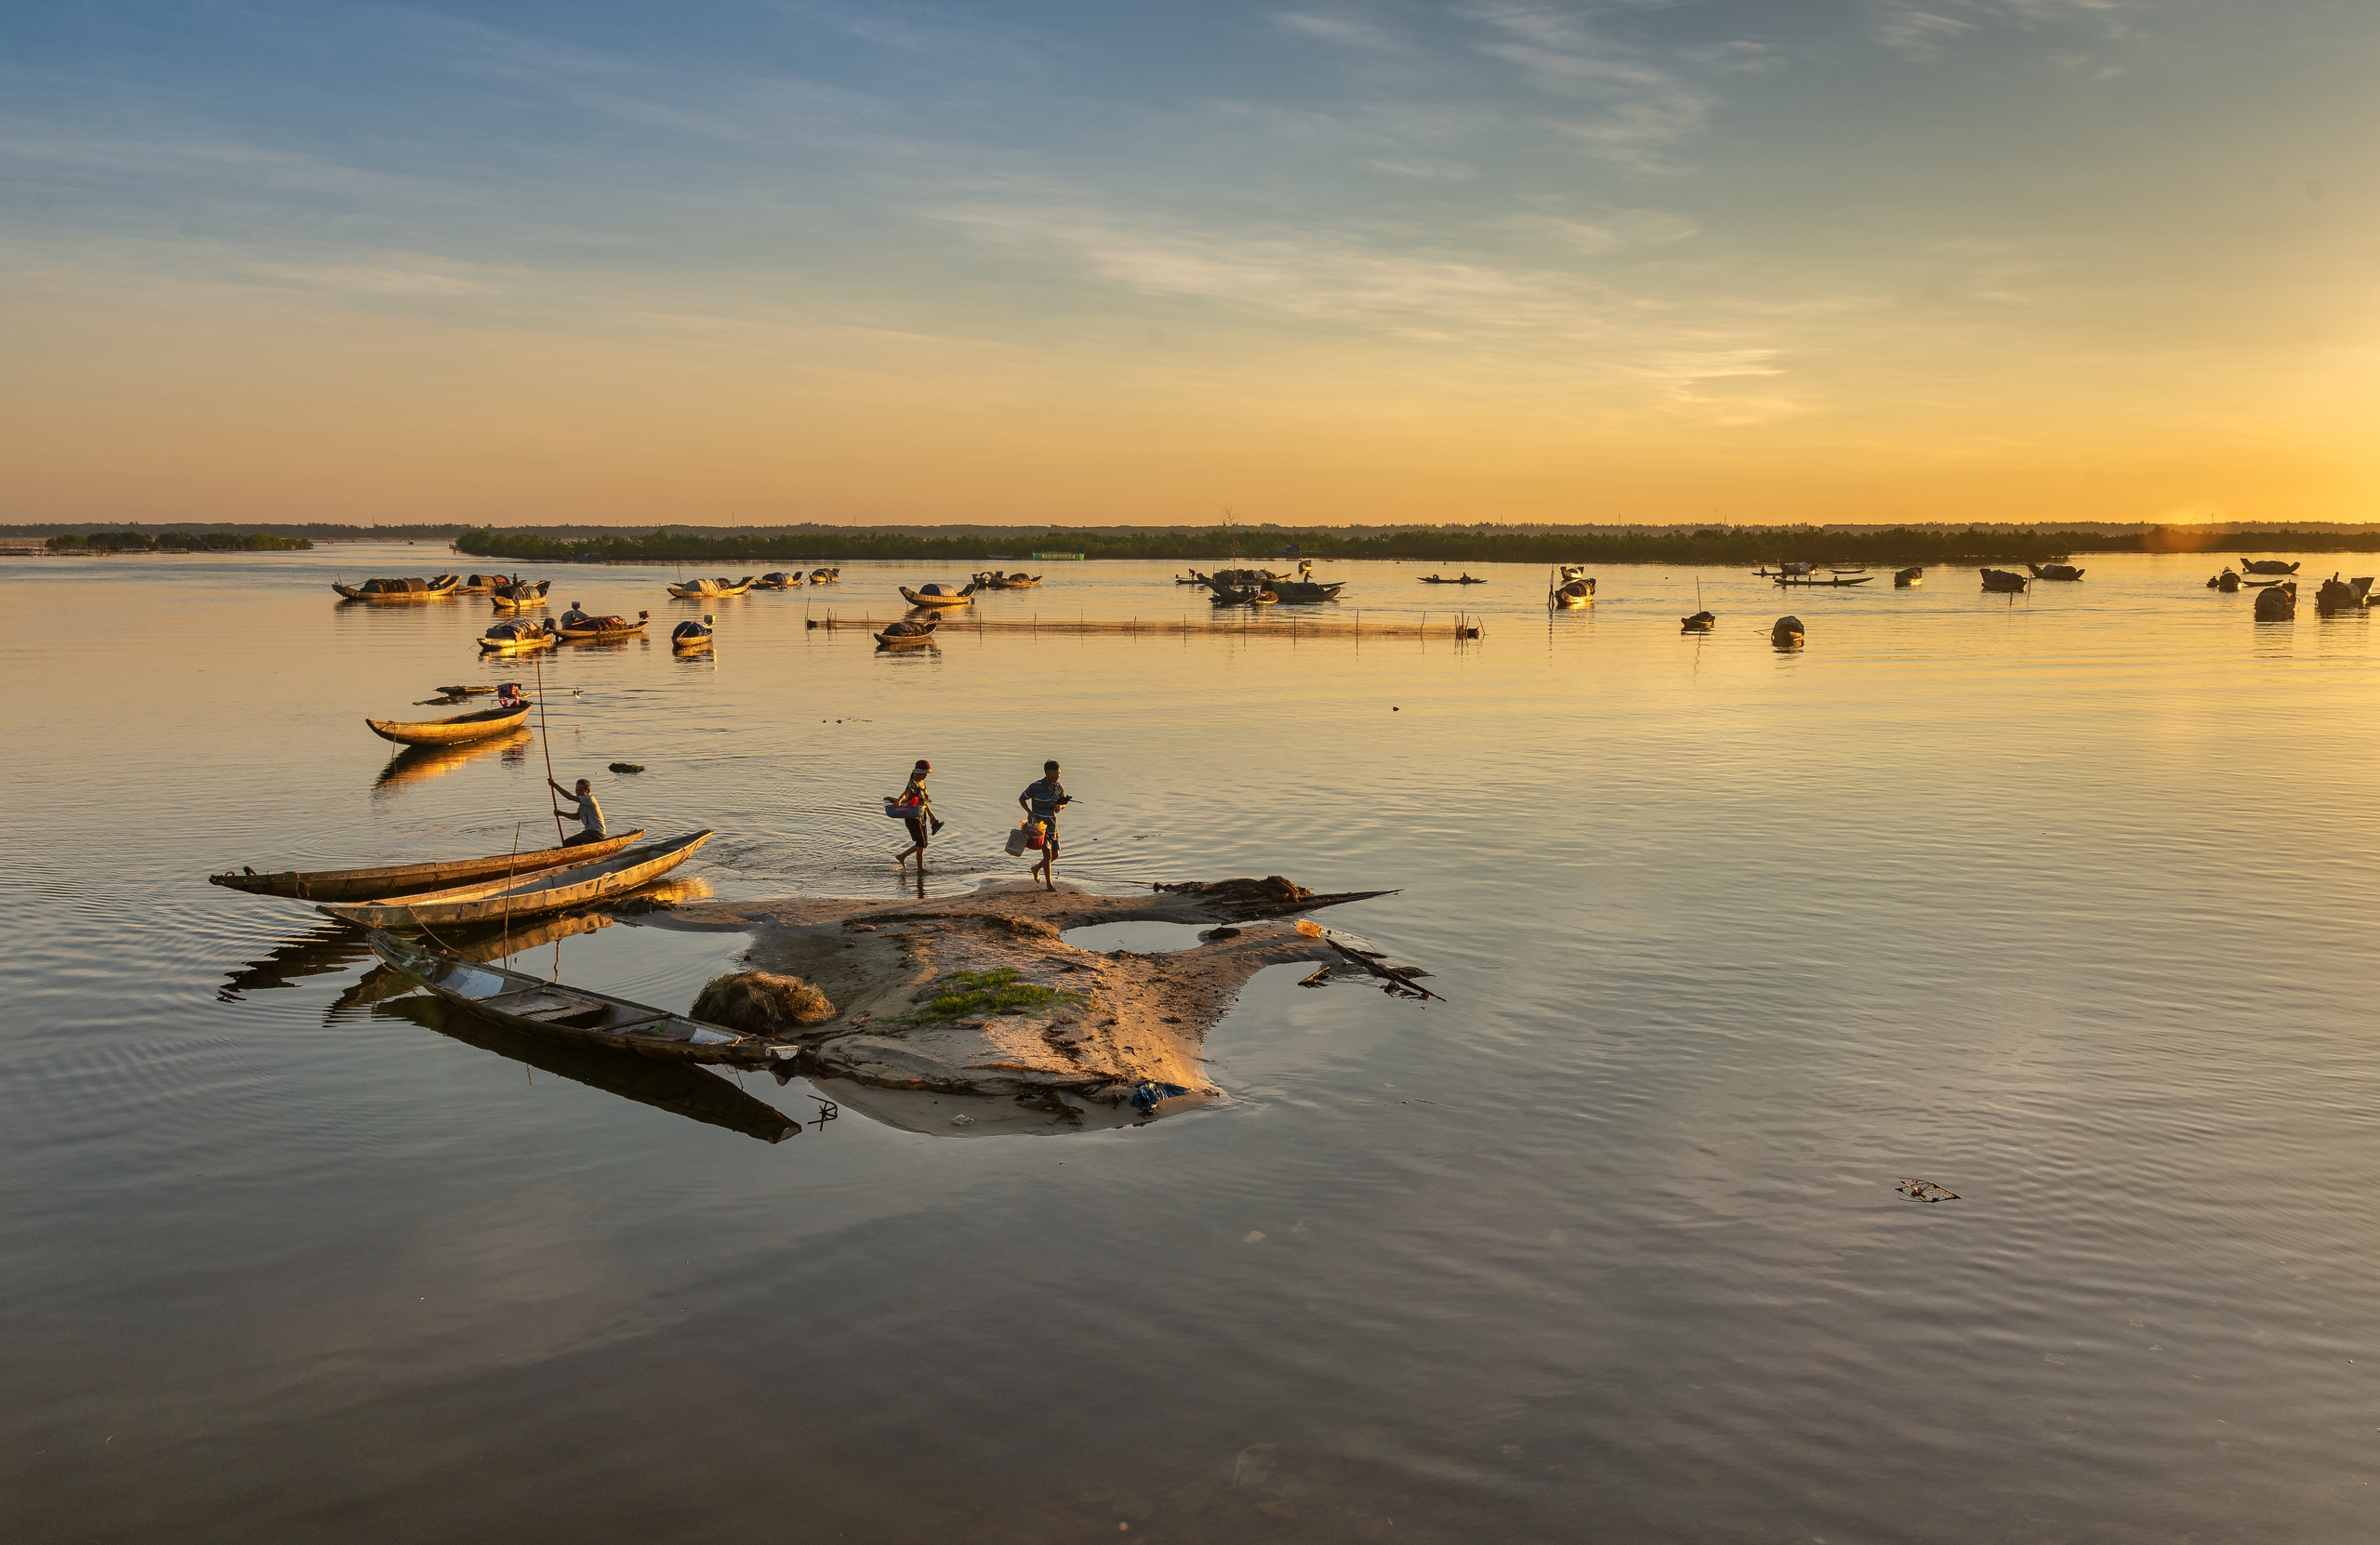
692,971,836,1033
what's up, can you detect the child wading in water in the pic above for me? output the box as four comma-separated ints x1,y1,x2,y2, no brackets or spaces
892,759,939,871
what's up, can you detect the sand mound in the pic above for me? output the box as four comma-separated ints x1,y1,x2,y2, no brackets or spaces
693,971,836,1033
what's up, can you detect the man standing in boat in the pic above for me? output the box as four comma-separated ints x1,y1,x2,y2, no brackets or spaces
1017,759,1070,891
549,776,607,847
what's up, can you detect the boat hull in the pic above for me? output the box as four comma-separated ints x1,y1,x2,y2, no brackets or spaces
364,702,534,746
323,832,713,929
901,586,976,607
367,930,793,1066
210,829,646,903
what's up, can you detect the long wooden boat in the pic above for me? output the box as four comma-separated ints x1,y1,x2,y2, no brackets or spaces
1263,580,1344,602
556,611,650,641
210,829,647,903
666,575,755,599
1420,574,1486,585
335,575,460,601
2029,562,2085,581
1771,573,1873,587
367,930,796,1068
875,622,937,648
901,584,977,608
365,701,534,746
972,571,1042,588
2241,560,2301,575
322,831,713,929
1979,568,2030,593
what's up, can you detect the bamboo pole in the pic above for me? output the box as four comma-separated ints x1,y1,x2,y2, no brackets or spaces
533,651,566,845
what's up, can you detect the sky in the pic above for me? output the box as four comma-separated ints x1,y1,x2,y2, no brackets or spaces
2,1,2374,528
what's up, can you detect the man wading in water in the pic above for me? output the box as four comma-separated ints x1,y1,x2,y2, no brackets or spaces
1018,759,1071,891
549,776,607,847
892,759,941,872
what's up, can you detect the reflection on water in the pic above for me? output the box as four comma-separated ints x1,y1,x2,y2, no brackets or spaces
10,545,2380,1542
370,996,800,1144
373,727,533,788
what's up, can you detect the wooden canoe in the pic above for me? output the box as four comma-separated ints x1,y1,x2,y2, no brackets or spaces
901,584,977,608
210,829,647,903
671,627,715,652
367,930,796,1067
1263,580,1344,602
1979,568,2030,592
320,831,713,928
365,701,533,746
479,623,555,654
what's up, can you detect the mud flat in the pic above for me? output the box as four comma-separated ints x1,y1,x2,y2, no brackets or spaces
675,877,1418,1133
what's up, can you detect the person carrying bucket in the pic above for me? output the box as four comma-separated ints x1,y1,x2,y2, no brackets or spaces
1017,759,1070,891
892,759,939,872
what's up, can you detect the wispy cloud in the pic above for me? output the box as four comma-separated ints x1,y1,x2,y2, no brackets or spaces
1461,3,1716,171
1871,0,2138,64
1270,11,1406,51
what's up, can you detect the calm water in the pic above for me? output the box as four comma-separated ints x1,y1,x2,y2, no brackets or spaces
7,545,2380,1542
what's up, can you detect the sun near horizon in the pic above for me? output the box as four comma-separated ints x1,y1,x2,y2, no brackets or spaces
3,3,2374,530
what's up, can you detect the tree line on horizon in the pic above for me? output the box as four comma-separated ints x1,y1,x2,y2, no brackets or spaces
454,523,2375,566
46,531,312,553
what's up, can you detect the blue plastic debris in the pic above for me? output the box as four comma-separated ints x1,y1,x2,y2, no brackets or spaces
1129,1080,1191,1113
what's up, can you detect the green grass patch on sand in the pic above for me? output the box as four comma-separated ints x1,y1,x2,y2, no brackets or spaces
911,968,1086,1023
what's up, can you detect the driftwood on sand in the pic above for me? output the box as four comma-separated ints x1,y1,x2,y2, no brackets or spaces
674,876,1412,1129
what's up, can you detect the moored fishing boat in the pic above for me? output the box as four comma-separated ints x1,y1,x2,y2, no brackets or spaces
321,831,714,928
2316,574,2376,614
2029,562,2085,581
671,614,717,652
490,579,550,610
1894,565,1924,587
667,575,756,599
1680,610,1715,632
1979,568,2030,593
810,568,840,584
971,571,1043,588
1263,579,1344,602
366,929,794,1066
2254,582,2298,620
2241,559,2300,575
755,572,799,589
335,574,461,601
1420,574,1486,585
209,829,647,903
874,617,938,648
1549,566,1595,608
556,610,650,641
900,583,977,608
478,619,555,654
1772,614,1805,647
364,700,534,746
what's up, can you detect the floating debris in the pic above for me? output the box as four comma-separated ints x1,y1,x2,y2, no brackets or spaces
1897,1178,1960,1203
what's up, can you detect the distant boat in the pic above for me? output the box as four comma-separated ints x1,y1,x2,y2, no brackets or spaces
671,614,716,653
336,574,459,601
364,700,533,747
1772,572,1872,587
754,572,800,589
2029,562,2085,581
1894,565,1924,587
2208,570,2241,593
322,831,714,929
2241,559,2300,575
1680,610,1715,632
875,618,938,649
2254,583,2297,621
1979,568,2030,593
210,829,645,904
973,571,1043,588
1420,574,1486,585
901,583,977,608
366,929,795,1067
1771,615,1805,647
1550,566,1595,608
810,568,840,585
667,575,754,599
1263,580,1344,602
